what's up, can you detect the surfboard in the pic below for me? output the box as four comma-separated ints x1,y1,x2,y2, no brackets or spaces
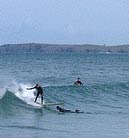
25,101,42,108
35,102,64,107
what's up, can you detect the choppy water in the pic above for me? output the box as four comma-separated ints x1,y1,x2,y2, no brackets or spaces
0,52,129,138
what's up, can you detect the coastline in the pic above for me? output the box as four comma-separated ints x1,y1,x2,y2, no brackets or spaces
0,43,129,53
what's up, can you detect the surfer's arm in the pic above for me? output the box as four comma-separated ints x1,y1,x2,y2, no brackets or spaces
27,86,36,90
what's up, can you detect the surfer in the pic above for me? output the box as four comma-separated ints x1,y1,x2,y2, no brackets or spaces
74,78,83,86
27,84,44,104
56,106,84,113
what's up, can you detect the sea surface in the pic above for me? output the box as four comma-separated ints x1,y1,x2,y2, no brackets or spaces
0,52,129,138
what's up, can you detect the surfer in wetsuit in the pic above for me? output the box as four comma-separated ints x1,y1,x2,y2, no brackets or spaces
74,78,83,86
56,106,71,113
56,106,84,113
27,84,43,104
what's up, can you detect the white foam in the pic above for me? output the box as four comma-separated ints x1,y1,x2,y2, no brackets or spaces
1,81,45,107
8,81,44,106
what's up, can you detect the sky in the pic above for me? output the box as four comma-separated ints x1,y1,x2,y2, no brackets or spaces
0,0,128,45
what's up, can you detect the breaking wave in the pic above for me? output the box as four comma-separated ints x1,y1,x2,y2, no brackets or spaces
0,81,129,115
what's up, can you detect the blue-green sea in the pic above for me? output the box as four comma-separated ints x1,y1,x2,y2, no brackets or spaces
0,52,129,138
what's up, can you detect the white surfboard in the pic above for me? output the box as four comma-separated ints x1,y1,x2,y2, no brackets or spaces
25,100,43,108
35,102,64,107
19,95,63,108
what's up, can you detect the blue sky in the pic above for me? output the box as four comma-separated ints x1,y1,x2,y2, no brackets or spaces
0,0,128,45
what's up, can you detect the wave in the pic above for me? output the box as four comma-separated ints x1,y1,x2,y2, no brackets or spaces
0,81,129,115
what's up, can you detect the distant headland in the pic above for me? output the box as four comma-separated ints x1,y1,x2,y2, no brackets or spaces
0,43,129,53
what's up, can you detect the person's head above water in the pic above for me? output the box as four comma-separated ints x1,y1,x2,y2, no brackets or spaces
77,78,80,80
56,106,60,110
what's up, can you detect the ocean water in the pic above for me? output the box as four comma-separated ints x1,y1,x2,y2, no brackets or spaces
0,52,129,138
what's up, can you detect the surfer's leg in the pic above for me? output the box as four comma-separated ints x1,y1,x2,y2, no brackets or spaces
41,94,43,104
35,92,40,102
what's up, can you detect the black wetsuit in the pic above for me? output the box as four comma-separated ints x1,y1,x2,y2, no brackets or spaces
28,85,43,104
56,106,71,112
34,86,43,104
74,80,83,86
56,106,84,113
